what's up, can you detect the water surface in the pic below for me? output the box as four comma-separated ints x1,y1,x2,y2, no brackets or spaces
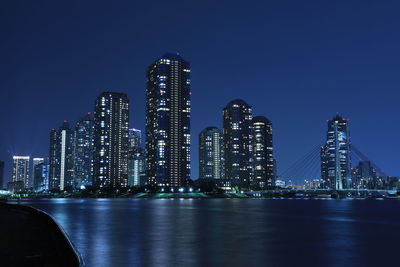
16,198,400,267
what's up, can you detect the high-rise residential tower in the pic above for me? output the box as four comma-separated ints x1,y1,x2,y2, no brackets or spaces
32,157,44,190
128,146,146,186
252,116,275,188
199,127,223,180
351,161,378,189
128,128,142,148
12,156,30,188
33,158,49,191
320,114,351,190
74,113,94,186
93,92,129,188
145,53,191,187
223,99,253,186
49,122,75,190
0,161,4,189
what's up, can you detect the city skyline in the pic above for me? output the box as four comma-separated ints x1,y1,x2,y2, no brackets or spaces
3,2,400,267
3,1,400,184
1,61,399,186
2,88,394,190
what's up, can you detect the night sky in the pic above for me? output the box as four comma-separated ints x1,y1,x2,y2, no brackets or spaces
2,0,400,184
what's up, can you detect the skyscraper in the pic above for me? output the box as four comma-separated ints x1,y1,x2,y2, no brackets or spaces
252,116,275,188
74,113,94,186
49,122,75,191
223,99,253,186
199,127,223,180
12,156,30,188
320,114,351,190
128,146,146,186
351,161,378,189
145,53,191,187
128,128,142,148
32,157,44,190
33,158,49,191
0,161,4,189
93,92,129,188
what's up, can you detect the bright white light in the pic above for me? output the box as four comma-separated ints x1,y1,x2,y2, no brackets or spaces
179,188,184,192
80,185,86,190
189,188,193,192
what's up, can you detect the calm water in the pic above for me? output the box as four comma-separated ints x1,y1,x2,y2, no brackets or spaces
14,198,400,267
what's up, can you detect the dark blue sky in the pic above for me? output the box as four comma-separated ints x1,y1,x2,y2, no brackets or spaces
2,0,400,184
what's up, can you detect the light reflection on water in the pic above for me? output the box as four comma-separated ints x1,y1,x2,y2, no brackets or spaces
16,199,400,267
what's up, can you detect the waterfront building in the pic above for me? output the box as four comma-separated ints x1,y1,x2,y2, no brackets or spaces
33,158,49,191
252,116,275,188
304,179,322,189
93,92,129,188
49,122,75,190
128,146,146,186
128,128,142,148
223,99,253,185
0,161,4,189
145,53,191,187
275,178,286,188
320,114,351,190
12,156,30,189
74,113,94,187
351,161,378,189
199,127,223,180
7,181,24,192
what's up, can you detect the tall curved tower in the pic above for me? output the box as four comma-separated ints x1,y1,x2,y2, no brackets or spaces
223,99,253,186
145,53,191,187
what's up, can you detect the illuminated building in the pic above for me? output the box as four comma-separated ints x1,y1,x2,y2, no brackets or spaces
320,114,351,190
145,53,191,187
252,116,275,188
223,99,253,185
49,122,75,190
93,92,129,188
12,156,30,188
199,127,223,180
128,146,146,186
74,113,94,186
128,128,142,148
33,158,49,191
0,161,4,189
351,161,378,189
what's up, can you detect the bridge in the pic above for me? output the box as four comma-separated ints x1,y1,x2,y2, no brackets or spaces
278,141,397,191
246,189,397,198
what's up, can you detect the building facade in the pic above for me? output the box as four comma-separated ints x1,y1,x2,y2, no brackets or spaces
145,53,191,187
93,92,129,188
0,161,4,189
128,146,146,186
12,156,30,189
74,113,94,187
320,114,351,190
199,127,223,180
223,99,253,186
33,158,49,191
351,161,378,189
252,116,275,188
49,122,75,191
128,128,142,148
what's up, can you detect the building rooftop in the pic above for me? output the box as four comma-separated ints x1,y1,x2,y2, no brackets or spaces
253,116,272,124
225,99,251,108
159,52,186,62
